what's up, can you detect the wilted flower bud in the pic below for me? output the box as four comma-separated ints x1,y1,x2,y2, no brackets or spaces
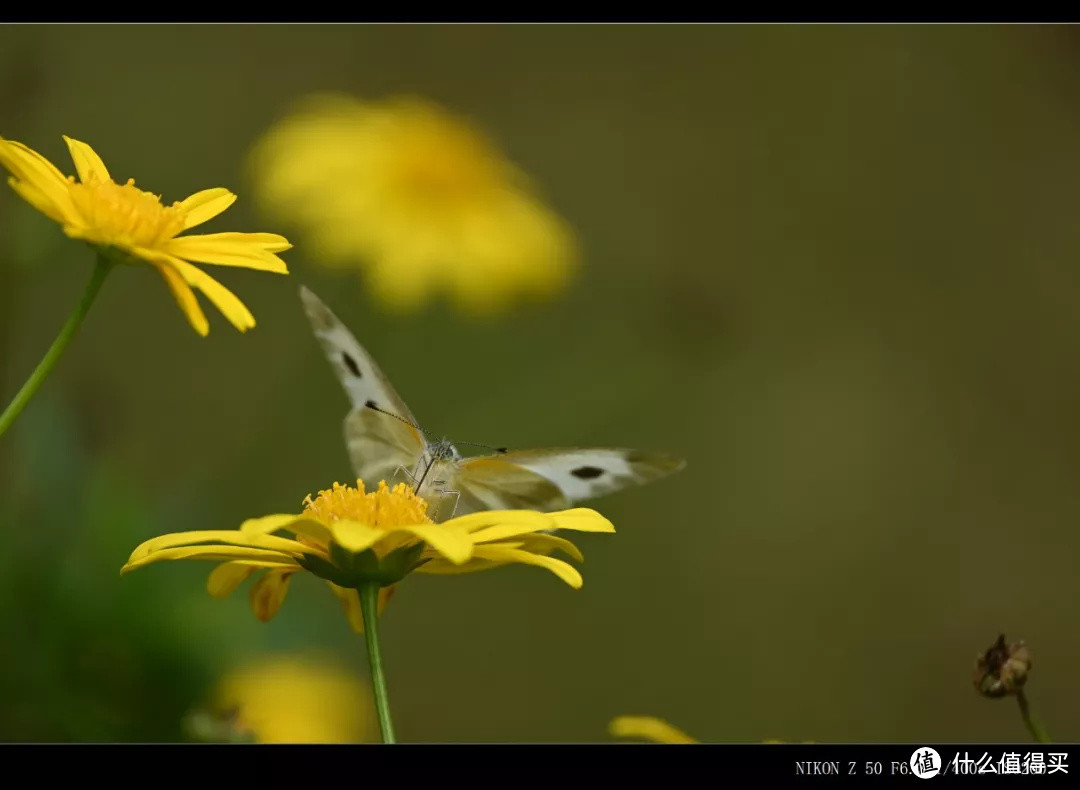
974,634,1031,698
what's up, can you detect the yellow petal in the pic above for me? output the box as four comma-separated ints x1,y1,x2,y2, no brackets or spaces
329,584,366,633
144,251,262,333
458,518,555,545
169,258,256,332
442,509,613,542
445,509,555,535
414,556,503,575
121,545,299,574
467,521,559,545
240,514,307,536
249,568,295,621
465,545,583,588
326,520,384,554
184,231,293,253
127,529,311,564
0,138,81,223
7,175,68,225
285,519,335,547
177,188,237,230
240,514,333,549
207,561,289,598
515,533,585,563
395,523,472,565
62,135,111,183
0,138,69,185
547,508,616,533
164,233,290,273
156,263,209,336
608,716,698,744
61,225,106,245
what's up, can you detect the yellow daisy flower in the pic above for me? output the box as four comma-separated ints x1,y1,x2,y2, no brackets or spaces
189,654,379,744
121,479,614,634
0,134,291,336
125,479,612,743
248,94,577,316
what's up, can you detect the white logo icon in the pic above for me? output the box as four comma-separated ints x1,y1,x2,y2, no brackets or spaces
911,748,942,779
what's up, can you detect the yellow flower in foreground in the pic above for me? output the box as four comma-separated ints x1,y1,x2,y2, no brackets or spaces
122,480,613,633
191,654,379,744
0,134,291,335
609,716,814,744
609,716,699,744
248,94,577,315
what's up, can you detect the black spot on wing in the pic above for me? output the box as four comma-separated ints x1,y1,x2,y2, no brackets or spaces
571,466,605,480
365,399,378,410
342,353,362,377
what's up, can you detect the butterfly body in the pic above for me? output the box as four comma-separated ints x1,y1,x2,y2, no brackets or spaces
402,439,462,512
300,286,685,520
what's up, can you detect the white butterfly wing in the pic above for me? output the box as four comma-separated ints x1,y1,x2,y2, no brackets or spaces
300,286,420,425
451,456,572,516
300,286,427,483
453,448,685,513
344,407,428,490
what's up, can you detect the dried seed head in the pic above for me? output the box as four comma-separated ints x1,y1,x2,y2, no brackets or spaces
974,634,1032,698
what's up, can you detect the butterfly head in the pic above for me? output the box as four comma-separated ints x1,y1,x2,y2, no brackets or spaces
428,438,461,461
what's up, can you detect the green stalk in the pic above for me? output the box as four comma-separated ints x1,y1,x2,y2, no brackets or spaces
1016,690,1051,743
358,582,396,743
0,256,113,438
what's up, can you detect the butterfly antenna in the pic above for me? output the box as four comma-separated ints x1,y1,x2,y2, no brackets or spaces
364,402,430,440
454,441,509,454
365,404,506,454
363,402,443,493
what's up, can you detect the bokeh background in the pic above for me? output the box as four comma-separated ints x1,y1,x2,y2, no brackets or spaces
2,23,1080,743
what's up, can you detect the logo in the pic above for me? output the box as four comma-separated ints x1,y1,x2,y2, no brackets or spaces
911,748,942,779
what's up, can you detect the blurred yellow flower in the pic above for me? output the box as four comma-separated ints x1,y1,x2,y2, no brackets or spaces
609,716,698,744
248,94,577,315
122,479,614,633
195,654,379,743
609,715,813,744
0,134,291,335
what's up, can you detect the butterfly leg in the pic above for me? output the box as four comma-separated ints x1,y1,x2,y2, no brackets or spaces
425,483,460,522
388,463,461,521
389,464,421,490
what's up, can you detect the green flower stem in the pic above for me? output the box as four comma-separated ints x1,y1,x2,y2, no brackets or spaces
0,256,113,439
358,582,396,743
1017,690,1051,743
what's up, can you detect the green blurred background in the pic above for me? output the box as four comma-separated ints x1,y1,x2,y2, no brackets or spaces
2,24,1080,742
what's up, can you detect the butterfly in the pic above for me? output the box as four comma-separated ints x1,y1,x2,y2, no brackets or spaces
300,286,685,520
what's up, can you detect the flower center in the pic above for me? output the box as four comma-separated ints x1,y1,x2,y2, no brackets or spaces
302,480,432,529
68,176,186,249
